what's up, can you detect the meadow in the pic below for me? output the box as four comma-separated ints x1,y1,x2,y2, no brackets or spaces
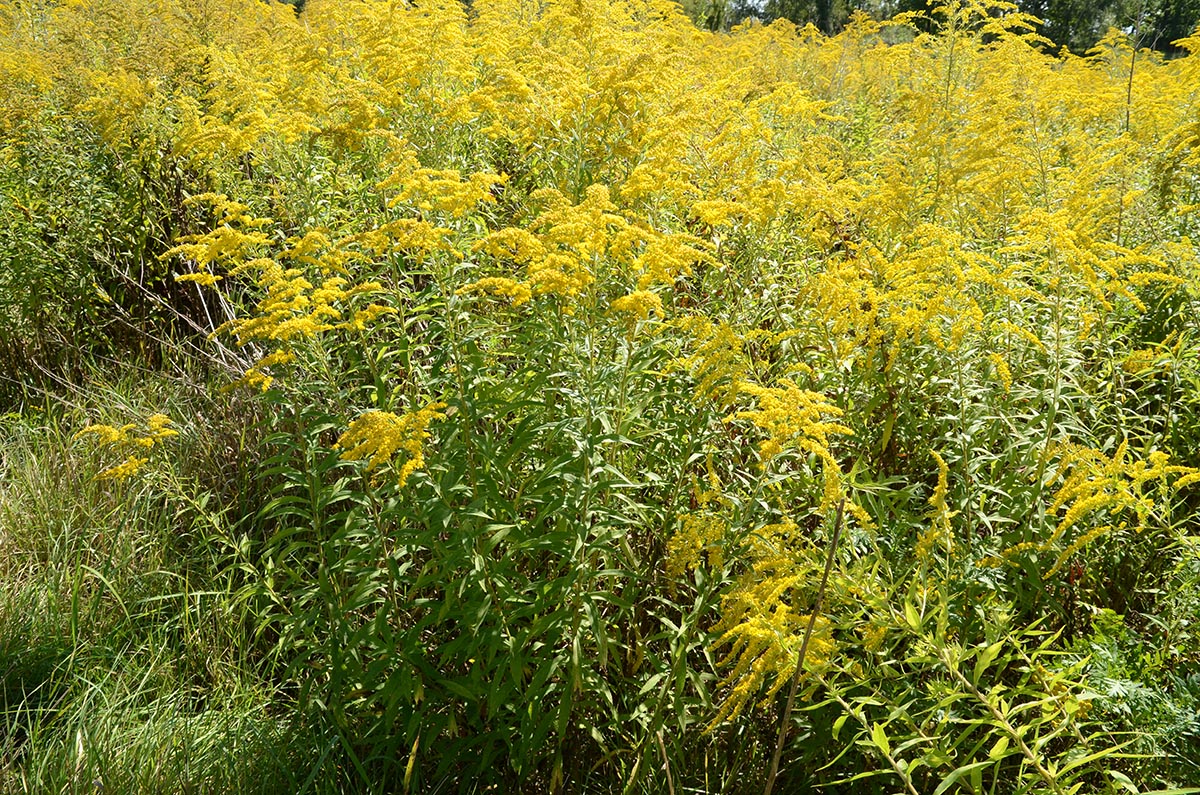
2,0,1200,791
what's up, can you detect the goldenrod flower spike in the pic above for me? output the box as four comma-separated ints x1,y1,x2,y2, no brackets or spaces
337,403,447,488
75,413,180,482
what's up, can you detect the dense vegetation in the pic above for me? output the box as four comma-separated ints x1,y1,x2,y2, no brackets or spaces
3,0,1200,792
698,0,1200,56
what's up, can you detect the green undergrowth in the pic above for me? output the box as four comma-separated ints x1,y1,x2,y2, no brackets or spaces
0,370,335,795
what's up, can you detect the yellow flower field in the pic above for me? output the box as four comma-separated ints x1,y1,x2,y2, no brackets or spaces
3,0,1200,790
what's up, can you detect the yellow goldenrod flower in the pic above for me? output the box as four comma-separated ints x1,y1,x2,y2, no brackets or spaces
665,512,727,577
457,277,533,307
337,403,447,487
610,290,663,322
95,455,149,482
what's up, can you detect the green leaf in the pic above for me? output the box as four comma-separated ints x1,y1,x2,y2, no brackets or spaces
1058,738,1136,776
832,713,849,741
973,640,1005,686
904,601,922,631
1108,771,1138,794
871,722,891,756
933,760,995,795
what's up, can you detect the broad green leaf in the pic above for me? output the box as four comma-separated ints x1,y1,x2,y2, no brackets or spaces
871,722,891,756
904,601,922,631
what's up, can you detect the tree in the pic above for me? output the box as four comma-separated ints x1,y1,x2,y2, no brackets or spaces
679,0,1198,52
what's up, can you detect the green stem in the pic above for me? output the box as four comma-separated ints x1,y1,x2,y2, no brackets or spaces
763,497,845,795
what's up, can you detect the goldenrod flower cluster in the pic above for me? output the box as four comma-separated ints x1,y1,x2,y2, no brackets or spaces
916,451,954,562
665,511,727,577
462,185,705,309
163,195,401,391
727,379,850,467
710,518,835,726
984,444,1200,575
337,403,447,487
380,147,506,218
673,317,755,408
75,413,178,481
163,195,272,287
609,290,663,323
1049,443,1197,535
456,276,533,307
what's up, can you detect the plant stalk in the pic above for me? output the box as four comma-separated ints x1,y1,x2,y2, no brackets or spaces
763,497,845,795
